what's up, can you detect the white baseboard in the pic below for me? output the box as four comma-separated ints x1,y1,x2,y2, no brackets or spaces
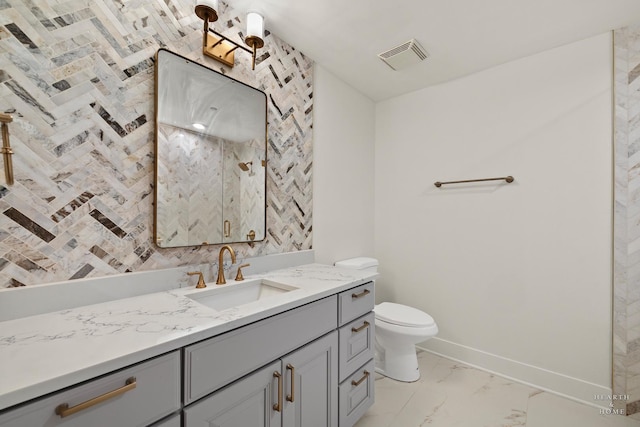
417,337,611,409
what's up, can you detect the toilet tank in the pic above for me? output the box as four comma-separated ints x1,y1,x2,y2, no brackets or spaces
334,257,378,273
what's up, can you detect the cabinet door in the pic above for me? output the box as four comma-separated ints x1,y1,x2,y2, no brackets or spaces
184,360,282,427
282,331,338,427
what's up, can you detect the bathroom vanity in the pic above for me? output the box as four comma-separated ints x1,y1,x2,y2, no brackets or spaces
0,262,376,427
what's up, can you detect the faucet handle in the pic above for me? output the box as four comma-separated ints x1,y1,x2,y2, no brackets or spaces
187,271,206,288
235,264,251,281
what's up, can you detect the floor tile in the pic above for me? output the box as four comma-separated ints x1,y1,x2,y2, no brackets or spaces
355,352,640,427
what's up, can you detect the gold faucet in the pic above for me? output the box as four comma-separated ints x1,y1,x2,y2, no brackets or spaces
216,245,236,285
235,263,250,281
187,271,206,288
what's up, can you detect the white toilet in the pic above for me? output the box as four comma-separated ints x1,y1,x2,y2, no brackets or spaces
334,257,438,382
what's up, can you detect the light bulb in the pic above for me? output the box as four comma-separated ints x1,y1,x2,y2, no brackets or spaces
196,0,218,12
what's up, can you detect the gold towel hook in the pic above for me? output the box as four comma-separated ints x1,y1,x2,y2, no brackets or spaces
0,113,14,186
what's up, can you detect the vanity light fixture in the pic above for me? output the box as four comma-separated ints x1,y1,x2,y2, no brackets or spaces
194,1,265,70
245,12,264,70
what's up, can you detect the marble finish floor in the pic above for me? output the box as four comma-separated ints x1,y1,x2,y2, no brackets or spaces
355,352,640,427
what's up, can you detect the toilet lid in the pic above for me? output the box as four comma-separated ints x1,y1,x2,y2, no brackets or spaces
375,302,435,327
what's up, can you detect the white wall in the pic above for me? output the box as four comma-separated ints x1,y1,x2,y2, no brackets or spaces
374,33,612,402
313,65,376,265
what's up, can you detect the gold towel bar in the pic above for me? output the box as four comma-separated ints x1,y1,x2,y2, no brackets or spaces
434,176,514,188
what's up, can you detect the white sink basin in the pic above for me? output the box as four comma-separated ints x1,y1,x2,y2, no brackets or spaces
185,279,298,311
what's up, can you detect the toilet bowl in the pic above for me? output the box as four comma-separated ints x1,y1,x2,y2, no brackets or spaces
374,302,438,382
334,257,439,383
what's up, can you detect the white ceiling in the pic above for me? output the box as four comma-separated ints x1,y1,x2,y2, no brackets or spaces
225,0,640,101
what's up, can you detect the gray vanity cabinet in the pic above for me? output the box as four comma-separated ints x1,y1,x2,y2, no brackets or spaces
0,351,181,427
150,414,181,427
184,297,338,405
281,331,338,427
184,360,282,427
184,331,338,427
0,281,375,427
336,282,376,427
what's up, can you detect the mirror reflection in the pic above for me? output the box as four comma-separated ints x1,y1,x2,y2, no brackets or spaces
154,49,267,248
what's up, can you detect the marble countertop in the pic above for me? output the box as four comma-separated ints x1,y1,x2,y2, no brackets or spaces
0,263,376,412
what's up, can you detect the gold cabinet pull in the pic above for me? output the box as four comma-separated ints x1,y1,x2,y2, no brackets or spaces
273,371,283,412
224,220,231,237
351,371,369,387
55,377,136,418
351,289,370,299
351,321,370,333
286,364,295,402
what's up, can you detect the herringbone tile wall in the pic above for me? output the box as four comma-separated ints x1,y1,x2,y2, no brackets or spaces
613,25,640,419
0,0,313,287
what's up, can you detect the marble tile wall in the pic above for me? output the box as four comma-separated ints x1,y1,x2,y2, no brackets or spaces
614,25,640,419
0,0,313,287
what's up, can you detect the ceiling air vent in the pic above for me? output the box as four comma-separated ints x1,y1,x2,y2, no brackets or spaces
378,39,428,71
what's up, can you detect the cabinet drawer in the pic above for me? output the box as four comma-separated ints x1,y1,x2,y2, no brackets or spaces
338,282,374,325
0,351,181,427
339,359,375,427
184,295,337,404
339,311,375,382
